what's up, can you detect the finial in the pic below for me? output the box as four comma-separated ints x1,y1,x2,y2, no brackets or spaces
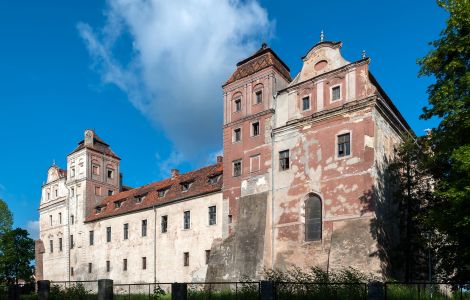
362,50,366,59
261,42,267,49
52,159,56,166
320,30,324,42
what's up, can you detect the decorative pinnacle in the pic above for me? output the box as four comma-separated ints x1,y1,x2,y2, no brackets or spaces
362,50,366,59
320,30,324,42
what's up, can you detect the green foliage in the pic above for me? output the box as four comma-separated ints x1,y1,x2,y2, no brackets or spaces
416,0,470,281
0,228,34,284
386,283,469,300
50,283,96,300
0,199,13,236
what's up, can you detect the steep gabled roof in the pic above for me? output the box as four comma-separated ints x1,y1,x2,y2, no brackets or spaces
68,132,120,160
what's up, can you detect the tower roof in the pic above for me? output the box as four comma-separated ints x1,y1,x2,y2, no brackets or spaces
68,130,120,159
224,43,291,87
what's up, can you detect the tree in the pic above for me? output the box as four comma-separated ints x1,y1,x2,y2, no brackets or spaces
417,0,470,281
0,228,35,284
0,198,13,236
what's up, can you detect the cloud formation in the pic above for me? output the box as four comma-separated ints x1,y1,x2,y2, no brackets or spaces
78,0,272,166
27,220,39,240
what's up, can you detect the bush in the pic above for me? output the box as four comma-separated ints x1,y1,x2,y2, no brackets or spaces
50,283,96,300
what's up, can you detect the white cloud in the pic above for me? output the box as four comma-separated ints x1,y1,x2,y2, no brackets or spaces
79,0,272,166
155,151,185,178
27,220,39,240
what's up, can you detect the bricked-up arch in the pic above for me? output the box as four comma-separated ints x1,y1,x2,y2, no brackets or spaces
305,194,322,241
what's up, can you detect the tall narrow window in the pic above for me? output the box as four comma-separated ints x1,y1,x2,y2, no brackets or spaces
71,168,75,177
233,128,241,142
107,169,114,179
161,216,168,233
89,230,94,246
49,215,52,226
183,252,189,266
337,133,351,157
106,227,111,243
106,260,110,272
233,160,242,177
70,235,74,249
279,150,290,171
92,165,100,175
205,250,211,265
234,98,241,112
142,219,147,237
142,257,147,270
302,96,310,111
88,263,92,273
305,194,322,241
59,238,63,252
59,213,62,224
208,206,216,225
332,86,341,101
49,240,53,253
95,186,101,196
71,187,75,197
255,90,263,104
123,223,129,240
183,211,190,229
252,122,260,136
71,215,75,225
123,259,127,271
71,267,74,277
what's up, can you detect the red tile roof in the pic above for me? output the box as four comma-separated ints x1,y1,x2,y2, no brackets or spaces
85,162,223,222
68,132,120,160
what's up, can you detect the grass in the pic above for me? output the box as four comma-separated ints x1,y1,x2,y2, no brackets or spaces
386,284,470,300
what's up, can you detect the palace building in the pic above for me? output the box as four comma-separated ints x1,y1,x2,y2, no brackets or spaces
36,37,410,283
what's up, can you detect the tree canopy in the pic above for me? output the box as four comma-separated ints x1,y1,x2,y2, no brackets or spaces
0,198,13,236
0,228,35,284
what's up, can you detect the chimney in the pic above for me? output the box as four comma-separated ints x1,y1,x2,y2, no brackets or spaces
217,156,223,163
171,169,180,179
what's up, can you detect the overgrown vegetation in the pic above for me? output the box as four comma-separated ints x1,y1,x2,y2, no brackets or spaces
50,283,97,300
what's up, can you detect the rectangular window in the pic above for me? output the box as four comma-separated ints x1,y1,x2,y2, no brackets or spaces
233,128,241,142
209,206,216,225
279,150,290,171
302,96,310,111
106,260,110,272
108,190,113,196
59,238,62,252
234,99,241,112
123,259,127,271
89,230,94,246
59,212,62,224
142,219,147,237
233,160,242,177
142,257,147,270
47,192,50,200
255,90,262,104
71,215,75,225
252,122,260,136
106,227,111,243
71,187,75,197
55,189,58,197
183,211,191,230
71,168,75,177
123,223,129,240
50,240,53,253
107,169,114,179
183,252,189,266
161,216,168,233
332,86,341,101
250,155,260,173
71,267,74,277
70,235,74,249
228,215,233,224
49,215,52,226
92,165,100,175
88,263,92,273
337,133,351,157
95,186,101,196
205,250,211,265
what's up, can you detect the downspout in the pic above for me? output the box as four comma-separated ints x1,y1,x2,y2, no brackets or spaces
270,74,277,269
65,184,71,282
153,206,157,283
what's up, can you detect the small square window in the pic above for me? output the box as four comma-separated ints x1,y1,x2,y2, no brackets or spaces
337,133,351,157
228,215,233,224
70,235,74,249
234,99,241,112
233,160,242,177
107,169,114,179
92,165,100,175
115,201,122,208
252,122,260,136
59,238,63,252
302,96,310,111
71,267,74,277
183,252,189,266
279,150,290,171
255,90,262,104
108,190,114,196
332,86,341,101
233,128,241,142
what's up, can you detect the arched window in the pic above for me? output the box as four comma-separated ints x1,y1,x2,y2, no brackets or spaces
305,194,322,241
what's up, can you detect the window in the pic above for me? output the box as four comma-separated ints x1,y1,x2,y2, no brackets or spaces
71,267,74,277
142,219,147,237
337,133,351,157
233,128,241,142
255,90,262,104
161,215,168,233
209,206,216,225
115,201,123,208
55,189,58,197
183,211,191,229
70,235,74,249
205,250,211,264
183,252,189,266
233,160,242,177
47,192,50,200
71,215,75,225
250,155,260,173
108,190,113,196
123,223,129,240
142,257,147,270
49,215,52,226
107,169,114,179
59,213,62,224
158,188,168,198
89,230,94,246
123,259,127,271
208,175,220,184
106,260,110,272
228,215,233,224
181,181,192,192
71,168,75,177
135,194,146,203
305,194,322,241
234,98,241,112
252,122,260,136
92,165,100,175
279,150,290,171
95,186,101,196
49,240,53,253
59,238,62,252
106,227,111,243
88,263,92,273
71,187,75,197
332,85,341,101
302,96,310,111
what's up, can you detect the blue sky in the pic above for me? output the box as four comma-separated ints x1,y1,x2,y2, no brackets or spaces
0,0,446,239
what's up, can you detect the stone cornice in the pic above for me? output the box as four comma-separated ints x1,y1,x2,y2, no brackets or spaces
223,109,275,128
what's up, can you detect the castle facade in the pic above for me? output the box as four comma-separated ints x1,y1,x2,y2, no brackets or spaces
36,38,409,283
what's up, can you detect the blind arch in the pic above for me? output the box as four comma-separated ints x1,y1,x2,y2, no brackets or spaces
305,194,322,241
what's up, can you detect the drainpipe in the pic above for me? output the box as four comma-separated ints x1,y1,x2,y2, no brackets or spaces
65,184,71,282
153,206,157,283
270,74,277,269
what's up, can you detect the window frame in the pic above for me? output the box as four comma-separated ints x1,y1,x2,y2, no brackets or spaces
106,227,112,243
233,159,242,177
123,223,129,240
142,219,148,237
251,121,260,137
161,215,168,233
92,164,100,176
234,98,242,113
233,128,241,143
304,194,322,242
208,206,217,226
336,131,352,158
330,84,342,102
302,95,311,111
254,89,263,105
183,252,189,266
89,230,94,246
123,259,127,271
183,211,191,230
279,150,290,171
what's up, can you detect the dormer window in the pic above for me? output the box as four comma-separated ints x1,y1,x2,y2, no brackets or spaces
108,190,114,196
208,174,221,184
158,187,169,198
114,200,124,209
181,181,193,192
96,207,103,214
234,98,241,112
134,194,147,203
